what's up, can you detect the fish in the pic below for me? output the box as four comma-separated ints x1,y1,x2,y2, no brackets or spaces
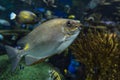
0,19,11,26
5,18,81,71
68,15,75,19
17,10,38,24
0,5,6,11
10,10,38,24
48,69,62,80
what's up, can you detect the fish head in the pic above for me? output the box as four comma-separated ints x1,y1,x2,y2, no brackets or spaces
55,19,82,54
61,19,82,35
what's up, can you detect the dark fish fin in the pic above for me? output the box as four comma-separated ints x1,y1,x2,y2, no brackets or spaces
5,45,21,72
25,55,39,65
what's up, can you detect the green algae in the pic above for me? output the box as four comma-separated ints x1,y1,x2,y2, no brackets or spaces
0,55,63,80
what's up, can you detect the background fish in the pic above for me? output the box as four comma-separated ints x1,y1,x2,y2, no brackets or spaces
0,5,6,11
10,10,38,24
5,18,81,71
17,10,38,24
48,69,62,80
0,19,11,27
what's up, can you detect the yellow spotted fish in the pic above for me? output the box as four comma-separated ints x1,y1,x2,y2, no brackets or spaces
5,18,81,71
17,10,38,24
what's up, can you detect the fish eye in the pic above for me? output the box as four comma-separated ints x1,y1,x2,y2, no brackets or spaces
66,21,72,27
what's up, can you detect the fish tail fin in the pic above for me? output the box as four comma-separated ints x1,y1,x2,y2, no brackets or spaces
5,45,22,72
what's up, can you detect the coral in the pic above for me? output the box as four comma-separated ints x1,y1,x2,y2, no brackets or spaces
70,28,120,80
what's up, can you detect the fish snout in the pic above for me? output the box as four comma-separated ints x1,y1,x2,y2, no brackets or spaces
73,20,82,31
65,19,82,33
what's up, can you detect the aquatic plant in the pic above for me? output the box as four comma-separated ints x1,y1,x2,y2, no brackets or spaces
70,28,120,80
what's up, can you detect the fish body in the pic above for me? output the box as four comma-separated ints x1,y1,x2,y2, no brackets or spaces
0,5,6,11
5,18,81,71
0,19,11,26
17,10,38,24
10,10,38,25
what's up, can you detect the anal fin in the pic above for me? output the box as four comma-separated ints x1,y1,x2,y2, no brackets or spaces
25,55,47,65
25,55,39,65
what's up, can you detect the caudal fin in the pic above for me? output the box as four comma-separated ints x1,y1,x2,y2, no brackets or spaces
5,45,21,72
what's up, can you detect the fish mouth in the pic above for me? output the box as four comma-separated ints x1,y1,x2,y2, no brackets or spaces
67,28,80,35
74,21,82,31
72,23,82,33
65,29,80,41
67,24,82,35
65,20,82,35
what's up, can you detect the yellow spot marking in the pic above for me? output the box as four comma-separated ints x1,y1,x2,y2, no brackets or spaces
24,43,29,50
